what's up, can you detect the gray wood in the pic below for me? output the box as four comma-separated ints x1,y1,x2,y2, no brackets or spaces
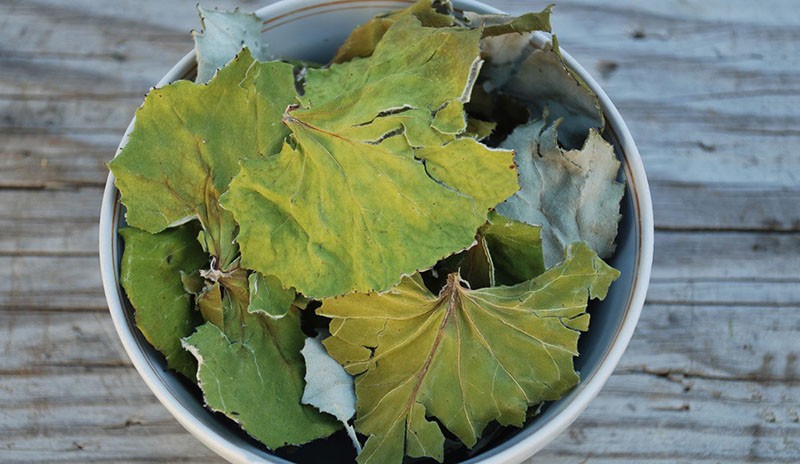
1,0,798,462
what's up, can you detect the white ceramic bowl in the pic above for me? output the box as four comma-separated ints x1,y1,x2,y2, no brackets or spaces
99,1,654,462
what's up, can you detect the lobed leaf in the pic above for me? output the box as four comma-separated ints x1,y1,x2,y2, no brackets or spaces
319,242,619,464
223,18,519,299
109,50,297,268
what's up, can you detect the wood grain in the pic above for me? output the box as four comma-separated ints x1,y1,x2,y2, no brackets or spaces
1,0,799,462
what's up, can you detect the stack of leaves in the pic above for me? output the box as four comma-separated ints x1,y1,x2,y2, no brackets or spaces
110,1,624,463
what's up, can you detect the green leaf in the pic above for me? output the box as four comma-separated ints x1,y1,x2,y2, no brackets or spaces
222,18,518,298
319,242,619,464
119,223,207,378
331,1,554,63
193,6,273,83
463,5,553,37
435,235,494,290
301,337,361,453
331,0,455,63
464,117,496,140
109,49,298,269
196,281,224,327
182,276,339,449
481,211,545,286
432,212,543,290
481,37,603,149
248,272,294,319
497,116,624,268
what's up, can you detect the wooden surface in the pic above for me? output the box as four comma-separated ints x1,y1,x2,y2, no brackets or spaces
2,0,799,462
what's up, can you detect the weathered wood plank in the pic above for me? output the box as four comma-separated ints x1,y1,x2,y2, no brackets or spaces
0,134,110,189
620,304,800,382
0,188,100,255
5,296,798,382
0,256,105,310
0,311,127,372
536,372,800,463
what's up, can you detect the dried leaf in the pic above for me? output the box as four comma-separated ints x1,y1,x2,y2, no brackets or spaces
497,116,624,267
301,337,361,453
119,223,206,378
248,272,294,319
331,0,455,63
481,37,603,149
481,211,545,285
183,272,339,449
319,242,619,464
434,212,543,290
222,18,518,298
463,5,553,37
194,6,273,83
109,50,297,269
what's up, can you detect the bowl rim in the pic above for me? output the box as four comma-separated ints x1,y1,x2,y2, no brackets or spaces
99,1,654,463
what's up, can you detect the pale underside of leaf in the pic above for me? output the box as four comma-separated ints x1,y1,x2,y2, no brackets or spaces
194,6,273,84
301,337,362,453
481,36,604,149
319,242,619,464
496,116,624,268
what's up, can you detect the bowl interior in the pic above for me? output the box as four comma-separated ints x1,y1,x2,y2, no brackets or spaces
102,1,649,463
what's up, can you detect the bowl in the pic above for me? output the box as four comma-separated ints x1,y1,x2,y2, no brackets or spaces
99,0,654,462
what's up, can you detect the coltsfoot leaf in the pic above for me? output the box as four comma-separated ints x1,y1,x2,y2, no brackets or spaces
496,116,624,267
109,49,297,268
222,18,519,299
119,223,207,378
319,242,619,464
194,6,274,83
183,284,339,449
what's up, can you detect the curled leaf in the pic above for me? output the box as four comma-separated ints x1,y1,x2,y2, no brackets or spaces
497,116,624,267
301,337,362,453
433,212,544,290
194,6,273,83
248,272,294,319
480,37,604,149
463,5,553,37
332,0,455,63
